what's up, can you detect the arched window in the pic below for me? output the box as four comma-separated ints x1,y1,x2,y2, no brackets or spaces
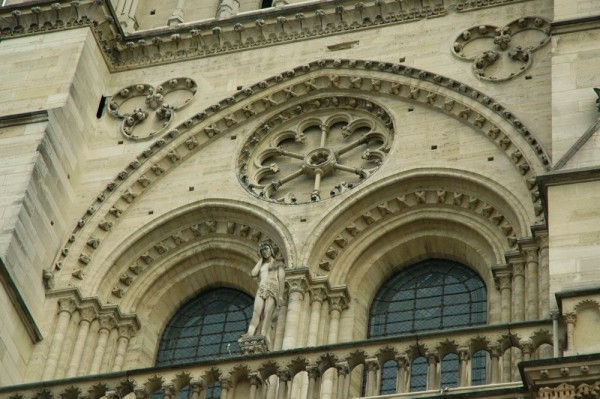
368,259,487,392
156,288,253,366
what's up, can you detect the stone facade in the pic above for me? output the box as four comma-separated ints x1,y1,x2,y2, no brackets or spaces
0,0,600,398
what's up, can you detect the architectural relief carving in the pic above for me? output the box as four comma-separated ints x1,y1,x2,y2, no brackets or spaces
238,97,393,203
0,0,536,72
452,17,550,82
108,78,197,141
45,60,547,286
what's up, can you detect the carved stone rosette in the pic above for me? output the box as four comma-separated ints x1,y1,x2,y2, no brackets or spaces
238,96,394,204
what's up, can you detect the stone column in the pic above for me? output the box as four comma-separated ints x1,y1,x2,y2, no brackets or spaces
307,288,326,346
523,246,539,320
43,298,76,380
489,345,501,384
327,296,347,344
273,294,287,350
276,371,290,399
551,310,560,357
111,325,133,372
282,278,307,349
90,315,115,374
248,373,260,399
335,362,350,399
458,348,470,387
216,0,240,19
396,354,410,393
306,366,319,399
511,260,526,322
565,313,577,353
163,384,176,399
190,380,205,399
167,0,185,26
536,232,550,318
220,378,232,399
493,267,512,323
426,354,439,390
66,307,96,377
365,358,380,396
317,299,329,345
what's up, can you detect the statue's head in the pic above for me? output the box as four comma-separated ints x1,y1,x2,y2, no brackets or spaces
258,240,274,259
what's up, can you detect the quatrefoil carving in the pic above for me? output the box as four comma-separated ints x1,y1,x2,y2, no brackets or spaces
452,17,550,82
108,77,197,141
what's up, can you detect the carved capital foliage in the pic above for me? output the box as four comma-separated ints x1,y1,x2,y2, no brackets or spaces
57,298,77,314
78,307,96,323
492,266,512,290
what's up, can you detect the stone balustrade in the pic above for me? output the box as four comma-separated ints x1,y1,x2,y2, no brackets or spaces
0,320,552,399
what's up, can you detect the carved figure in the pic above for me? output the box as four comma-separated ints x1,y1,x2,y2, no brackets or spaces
245,241,285,342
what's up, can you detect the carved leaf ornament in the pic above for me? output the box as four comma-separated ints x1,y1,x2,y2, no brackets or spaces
108,77,198,141
452,17,550,82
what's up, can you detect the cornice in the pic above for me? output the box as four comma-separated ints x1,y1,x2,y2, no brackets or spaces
0,110,48,129
0,0,535,72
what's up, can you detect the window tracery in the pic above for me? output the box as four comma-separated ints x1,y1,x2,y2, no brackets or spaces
238,97,394,204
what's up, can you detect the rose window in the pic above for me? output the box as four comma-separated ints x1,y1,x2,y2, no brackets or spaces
238,97,394,204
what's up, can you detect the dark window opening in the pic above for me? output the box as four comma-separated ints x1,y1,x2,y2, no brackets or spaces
261,0,272,8
96,95,106,119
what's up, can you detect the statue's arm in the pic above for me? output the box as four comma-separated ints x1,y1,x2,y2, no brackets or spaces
251,258,262,278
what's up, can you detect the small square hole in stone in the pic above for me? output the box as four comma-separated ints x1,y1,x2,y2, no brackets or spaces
488,156,494,161
525,75,532,80
50,220,54,226
148,210,154,215
189,186,194,191
150,9,156,15
230,135,237,140
118,140,123,145
431,145,437,150
237,85,243,90
399,57,406,62
300,217,307,222
408,107,414,112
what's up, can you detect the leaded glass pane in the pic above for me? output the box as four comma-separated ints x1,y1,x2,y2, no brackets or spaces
441,353,459,388
156,288,253,366
471,350,487,385
410,357,427,392
380,360,398,394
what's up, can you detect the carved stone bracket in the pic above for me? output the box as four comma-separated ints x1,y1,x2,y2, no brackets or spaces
452,17,550,82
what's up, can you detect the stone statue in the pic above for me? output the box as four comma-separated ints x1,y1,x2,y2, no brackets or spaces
239,241,285,353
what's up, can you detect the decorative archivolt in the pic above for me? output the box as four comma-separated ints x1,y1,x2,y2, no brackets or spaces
47,59,549,288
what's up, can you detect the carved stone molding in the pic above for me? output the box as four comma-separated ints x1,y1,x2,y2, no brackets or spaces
317,187,521,272
0,0,537,72
45,60,548,286
108,78,198,141
452,17,550,82
238,96,394,203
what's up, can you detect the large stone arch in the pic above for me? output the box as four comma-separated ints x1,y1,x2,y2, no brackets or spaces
85,199,296,304
48,59,548,292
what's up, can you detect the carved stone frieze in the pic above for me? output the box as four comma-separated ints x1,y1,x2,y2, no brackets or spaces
452,17,550,82
108,78,197,141
0,0,536,72
238,97,394,203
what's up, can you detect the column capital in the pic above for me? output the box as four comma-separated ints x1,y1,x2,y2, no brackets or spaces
550,309,561,320
162,384,176,398
248,372,261,386
518,239,539,261
492,266,512,290
117,324,134,339
365,357,380,371
306,365,320,379
509,259,526,277
220,377,232,390
521,339,534,355
133,386,148,399
286,276,308,295
57,298,77,314
458,347,470,361
395,353,410,368
426,353,439,363
565,312,577,324
489,343,502,358
310,287,327,303
329,294,349,312
190,379,205,393
98,314,116,331
78,306,96,323
335,361,350,376
277,370,291,382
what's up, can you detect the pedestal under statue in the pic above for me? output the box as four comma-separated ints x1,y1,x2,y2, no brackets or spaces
239,241,285,354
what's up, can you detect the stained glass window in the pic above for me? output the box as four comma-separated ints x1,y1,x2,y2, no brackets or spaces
368,259,487,392
156,288,253,366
